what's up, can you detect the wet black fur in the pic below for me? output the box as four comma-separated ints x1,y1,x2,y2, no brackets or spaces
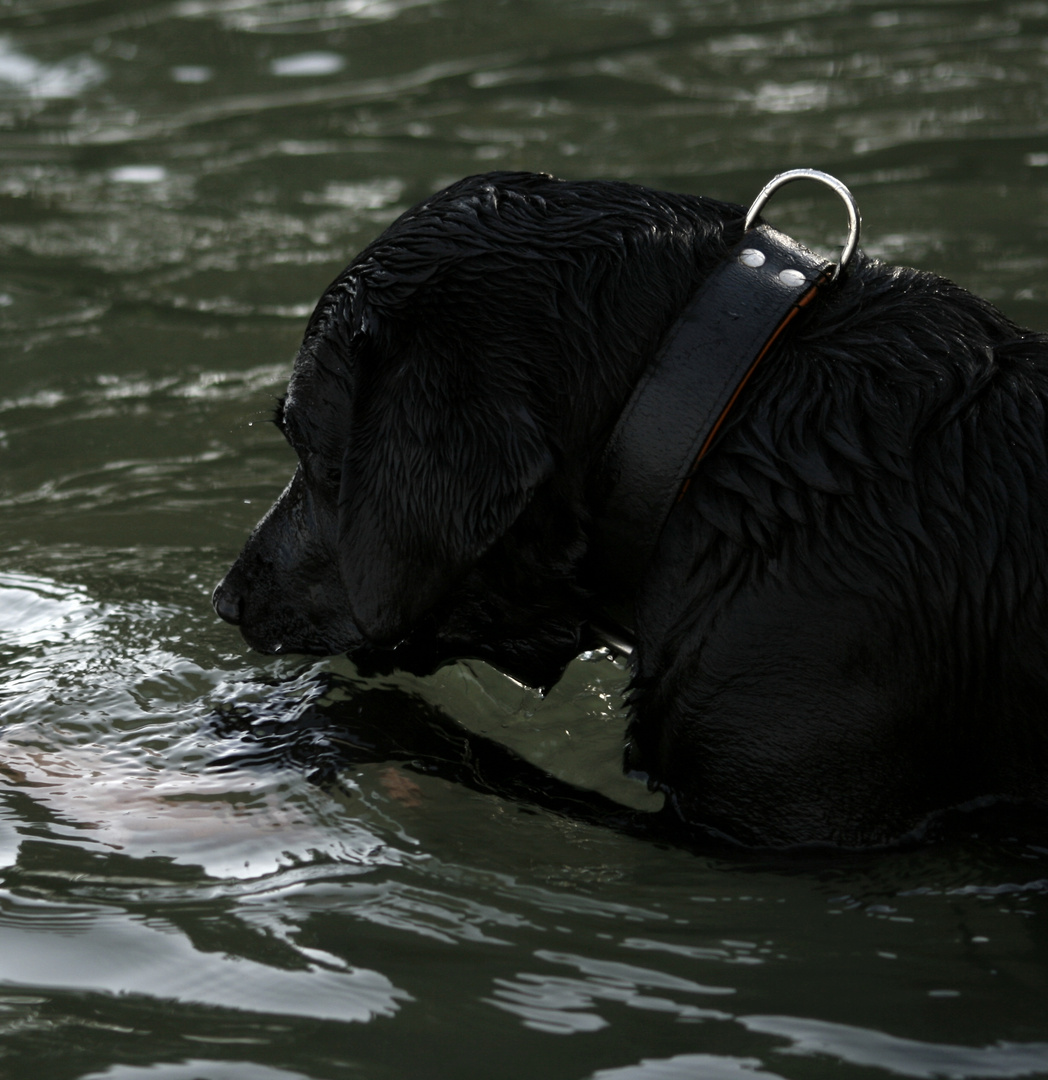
214,170,1048,848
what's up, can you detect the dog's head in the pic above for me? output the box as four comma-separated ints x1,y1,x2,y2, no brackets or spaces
213,171,740,687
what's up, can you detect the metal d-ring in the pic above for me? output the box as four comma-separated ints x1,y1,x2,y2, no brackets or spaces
744,169,861,281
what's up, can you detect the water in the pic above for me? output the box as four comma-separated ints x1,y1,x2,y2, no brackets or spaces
2,1,1048,1077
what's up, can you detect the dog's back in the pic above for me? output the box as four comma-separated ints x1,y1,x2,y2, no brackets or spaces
627,252,1048,845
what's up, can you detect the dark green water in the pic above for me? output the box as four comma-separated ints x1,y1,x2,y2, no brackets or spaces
3,1,1048,1078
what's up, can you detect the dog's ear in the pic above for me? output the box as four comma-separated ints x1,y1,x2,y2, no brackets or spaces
337,350,554,645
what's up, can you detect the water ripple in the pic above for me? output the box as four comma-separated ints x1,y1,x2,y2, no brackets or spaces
740,1015,1048,1080
0,889,409,1022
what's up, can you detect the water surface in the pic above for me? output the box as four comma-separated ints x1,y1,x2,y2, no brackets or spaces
3,2,1048,1078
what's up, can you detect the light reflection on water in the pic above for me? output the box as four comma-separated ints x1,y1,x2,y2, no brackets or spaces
2,0,1048,1077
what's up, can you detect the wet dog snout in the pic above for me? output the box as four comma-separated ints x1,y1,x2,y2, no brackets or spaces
212,580,243,626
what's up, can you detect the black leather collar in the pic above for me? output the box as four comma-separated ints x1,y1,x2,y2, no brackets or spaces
588,171,862,649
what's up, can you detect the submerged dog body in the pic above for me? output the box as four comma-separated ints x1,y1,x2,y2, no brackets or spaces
214,171,1048,848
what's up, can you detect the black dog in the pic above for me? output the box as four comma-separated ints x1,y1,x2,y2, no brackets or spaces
214,170,1048,848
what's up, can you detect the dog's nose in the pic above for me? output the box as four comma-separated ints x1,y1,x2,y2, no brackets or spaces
212,580,243,626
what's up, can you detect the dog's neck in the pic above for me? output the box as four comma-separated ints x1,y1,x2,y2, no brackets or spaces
587,224,835,647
